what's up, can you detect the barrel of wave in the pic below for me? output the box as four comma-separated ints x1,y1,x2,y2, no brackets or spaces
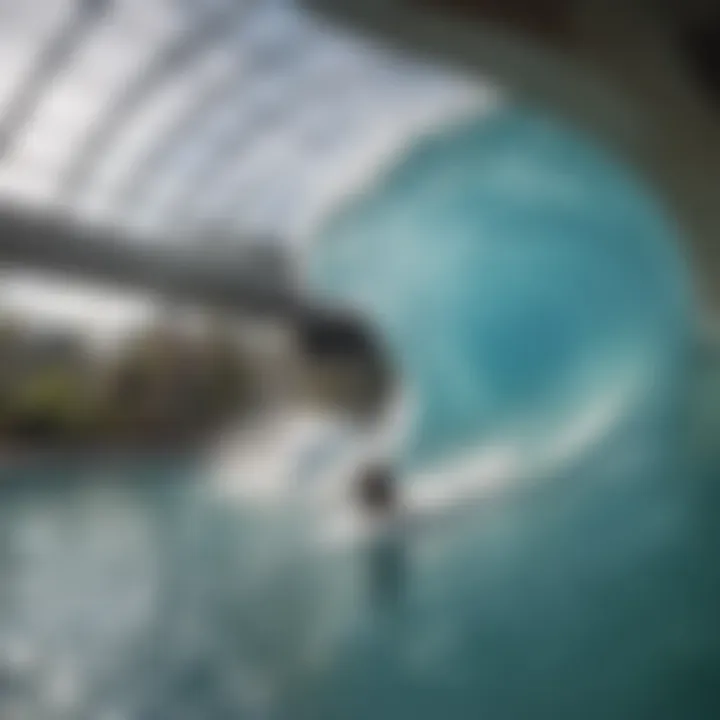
306,109,692,477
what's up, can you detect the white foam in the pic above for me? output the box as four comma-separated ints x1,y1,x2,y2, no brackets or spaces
316,363,642,550
209,358,643,551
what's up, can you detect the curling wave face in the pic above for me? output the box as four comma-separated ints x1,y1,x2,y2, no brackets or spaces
308,109,691,477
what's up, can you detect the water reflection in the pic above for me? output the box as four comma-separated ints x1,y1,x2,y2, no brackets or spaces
366,532,407,612
0,403,715,720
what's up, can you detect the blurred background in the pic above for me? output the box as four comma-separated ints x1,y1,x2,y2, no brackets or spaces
0,0,718,718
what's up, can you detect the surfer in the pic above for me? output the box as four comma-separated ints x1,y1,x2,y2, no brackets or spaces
355,463,398,517
297,309,407,604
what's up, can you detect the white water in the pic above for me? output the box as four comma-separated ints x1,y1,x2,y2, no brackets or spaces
209,352,645,553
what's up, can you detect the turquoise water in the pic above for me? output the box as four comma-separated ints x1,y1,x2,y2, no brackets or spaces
1,110,718,719
0,419,718,719
310,110,689,471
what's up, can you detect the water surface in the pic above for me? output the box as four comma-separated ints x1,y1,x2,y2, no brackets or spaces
0,110,716,720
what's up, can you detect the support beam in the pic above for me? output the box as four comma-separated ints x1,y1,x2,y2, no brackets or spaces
0,0,110,160
58,0,254,203
114,22,307,220
0,204,302,319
